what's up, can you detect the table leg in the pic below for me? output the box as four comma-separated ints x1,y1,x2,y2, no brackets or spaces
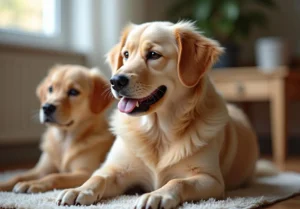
270,79,287,170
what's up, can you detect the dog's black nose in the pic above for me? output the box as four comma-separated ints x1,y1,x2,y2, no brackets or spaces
42,103,56,116
110,75,129,91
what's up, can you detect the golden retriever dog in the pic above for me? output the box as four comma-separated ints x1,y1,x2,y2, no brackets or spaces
57,22,258,209
0,65,114,194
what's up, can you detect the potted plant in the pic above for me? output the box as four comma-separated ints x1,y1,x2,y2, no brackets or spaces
169,0,277,68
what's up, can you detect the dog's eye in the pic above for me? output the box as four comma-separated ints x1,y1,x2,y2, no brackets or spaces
68,88,80,97
123,51,129,60
48,86,53,93
146,51,162,60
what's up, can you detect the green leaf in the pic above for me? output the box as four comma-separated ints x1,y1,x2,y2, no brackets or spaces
194,0,213,21
221,0,240,21
215,18,235,38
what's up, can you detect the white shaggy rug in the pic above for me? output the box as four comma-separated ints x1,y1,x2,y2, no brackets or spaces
0,170,300,209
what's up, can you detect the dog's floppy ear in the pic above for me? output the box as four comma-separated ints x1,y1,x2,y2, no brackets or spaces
89,68,114,114
106,23,134,72
174,21,224,88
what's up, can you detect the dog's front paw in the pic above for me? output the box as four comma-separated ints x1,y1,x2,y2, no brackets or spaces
56,187,101,206
56,176,105,206
135,192,180,209
13,181,47,193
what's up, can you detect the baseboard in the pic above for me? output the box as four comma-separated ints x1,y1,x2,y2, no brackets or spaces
0,136,299,166
0,141,41,167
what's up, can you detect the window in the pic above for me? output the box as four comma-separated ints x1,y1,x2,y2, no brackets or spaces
0,0,68,51
0,0,58,36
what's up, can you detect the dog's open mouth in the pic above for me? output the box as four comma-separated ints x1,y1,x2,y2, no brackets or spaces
118,85,167,114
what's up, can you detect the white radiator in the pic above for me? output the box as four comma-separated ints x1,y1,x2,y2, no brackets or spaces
0,45,85,144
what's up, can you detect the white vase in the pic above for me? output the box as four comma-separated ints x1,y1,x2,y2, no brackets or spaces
255,37,289,73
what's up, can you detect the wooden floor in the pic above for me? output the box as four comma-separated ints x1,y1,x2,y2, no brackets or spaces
1,157,300,209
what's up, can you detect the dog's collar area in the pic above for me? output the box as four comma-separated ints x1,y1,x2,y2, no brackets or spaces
118,85,167,114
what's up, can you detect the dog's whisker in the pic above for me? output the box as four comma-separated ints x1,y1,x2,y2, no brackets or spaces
31,109,40,114
101,88,111,96
102,87,111,95
31,109,40,119
103,83,112,90
104,92,114,100
31,111,39,117
102,87,114,100
31,114,40,121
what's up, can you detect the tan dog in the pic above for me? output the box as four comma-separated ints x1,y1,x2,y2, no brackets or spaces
57,22,258,209
0,65,114,194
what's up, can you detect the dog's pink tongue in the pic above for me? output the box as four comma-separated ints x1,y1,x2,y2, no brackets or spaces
118,98,137,113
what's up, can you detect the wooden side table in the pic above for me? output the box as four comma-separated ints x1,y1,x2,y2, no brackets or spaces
209,66,300,169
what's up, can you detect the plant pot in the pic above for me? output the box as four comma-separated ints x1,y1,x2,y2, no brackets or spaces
213,43,239,69
255,37,289,73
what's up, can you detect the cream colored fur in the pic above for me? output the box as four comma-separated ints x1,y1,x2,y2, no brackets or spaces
0,65,114,194
57,22,259,209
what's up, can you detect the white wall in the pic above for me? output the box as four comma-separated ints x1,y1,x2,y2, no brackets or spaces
68,0,148,78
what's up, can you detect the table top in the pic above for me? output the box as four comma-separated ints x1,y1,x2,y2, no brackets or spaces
209,66,297,81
